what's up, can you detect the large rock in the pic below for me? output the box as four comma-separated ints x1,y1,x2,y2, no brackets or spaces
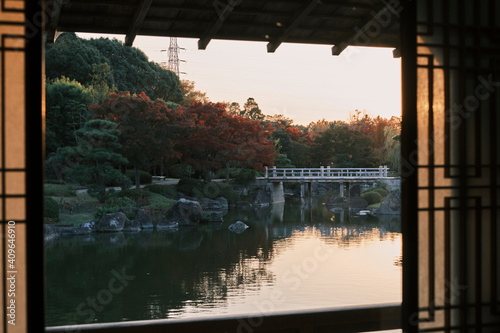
228,221,249,234
326,196,346,209
80,221,96,231
123,218,141,232
374,191,401,215
197,198,224,222
97,212,127,232
216,197,229,212
233,201,252,210
312,182,336,196
156,220,179,230
251,188,271,207
165,198,204,226
59,226,93,236
350,184,361,197
44,224,59,241
350,196,368,209
137,209,153,229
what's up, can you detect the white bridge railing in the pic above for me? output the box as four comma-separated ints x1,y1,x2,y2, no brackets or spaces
264,166,389,179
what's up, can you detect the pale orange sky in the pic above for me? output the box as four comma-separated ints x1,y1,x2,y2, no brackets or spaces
78,34,402,126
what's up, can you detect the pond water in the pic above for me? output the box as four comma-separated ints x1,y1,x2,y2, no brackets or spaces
45,197,401,327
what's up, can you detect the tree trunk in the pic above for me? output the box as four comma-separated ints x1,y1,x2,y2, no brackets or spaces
134,165,140,190
204,164,212,183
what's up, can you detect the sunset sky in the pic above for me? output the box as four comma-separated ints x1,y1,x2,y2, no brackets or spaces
78,33,402,126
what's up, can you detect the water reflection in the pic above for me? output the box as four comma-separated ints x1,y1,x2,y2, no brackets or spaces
45,198,401,326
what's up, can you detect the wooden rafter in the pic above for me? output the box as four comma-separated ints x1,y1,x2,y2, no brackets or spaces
47,0,400,51
125,0,153,46
331,5,399,56
266,0,319,53
198,1,238,50
45,0,64,43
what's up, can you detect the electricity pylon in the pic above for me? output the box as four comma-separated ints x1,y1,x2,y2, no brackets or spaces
167,37,185,77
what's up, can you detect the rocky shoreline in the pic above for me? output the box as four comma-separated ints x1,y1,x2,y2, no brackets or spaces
44,192,271,241
45,181,401,241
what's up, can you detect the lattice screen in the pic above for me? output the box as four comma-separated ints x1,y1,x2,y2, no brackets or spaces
414,0,500,331
0,1,27,332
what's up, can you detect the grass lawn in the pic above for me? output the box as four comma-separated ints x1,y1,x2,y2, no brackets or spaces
367,203,381,209
44,183,78,197
48,184,178,227
53,192,100,226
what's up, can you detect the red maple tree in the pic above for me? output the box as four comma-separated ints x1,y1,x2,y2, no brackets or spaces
90,91,190,189
177,102,275,181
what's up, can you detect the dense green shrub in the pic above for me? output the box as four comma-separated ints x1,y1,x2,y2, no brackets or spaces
87,184,116,203
372,187,388,198
44,183,76,197
44,196,60,220
94,205,121,222
94,194,140,221
169,164,194,179
145,192,177,211
233,168,257,185
361,191,382,205
104,172,133,189
112,189,150,205
105,196,136,208
213,183,240,204
145,184,178,198
176,178,205,197
126,169,153,185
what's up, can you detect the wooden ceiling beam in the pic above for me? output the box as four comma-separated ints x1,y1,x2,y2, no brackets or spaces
125,0,153,46
45,0,64,43
331,5,398,55
197,1,239,50
267,0,320,53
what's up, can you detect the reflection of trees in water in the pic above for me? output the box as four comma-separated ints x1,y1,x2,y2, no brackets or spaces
45,222,280,324
126,224,279,320
308,214,402,247
45,201,402,325
317,224,400,248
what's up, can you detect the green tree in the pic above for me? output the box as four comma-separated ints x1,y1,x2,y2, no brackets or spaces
45,77,94,153
271,126,312,167
241,97,264,121
226,102,242,115
274,153,295,168
88,37,182,102
311,122,377,167
45,32,108,86
88,62,117,103
271,127,292,157
308,118,334,137
179,80,209,107
264,113,294,127
46,33,183,102
49,119,130,202
383,125,401,174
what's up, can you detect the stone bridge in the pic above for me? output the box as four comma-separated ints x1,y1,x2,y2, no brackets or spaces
256,166,397,202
